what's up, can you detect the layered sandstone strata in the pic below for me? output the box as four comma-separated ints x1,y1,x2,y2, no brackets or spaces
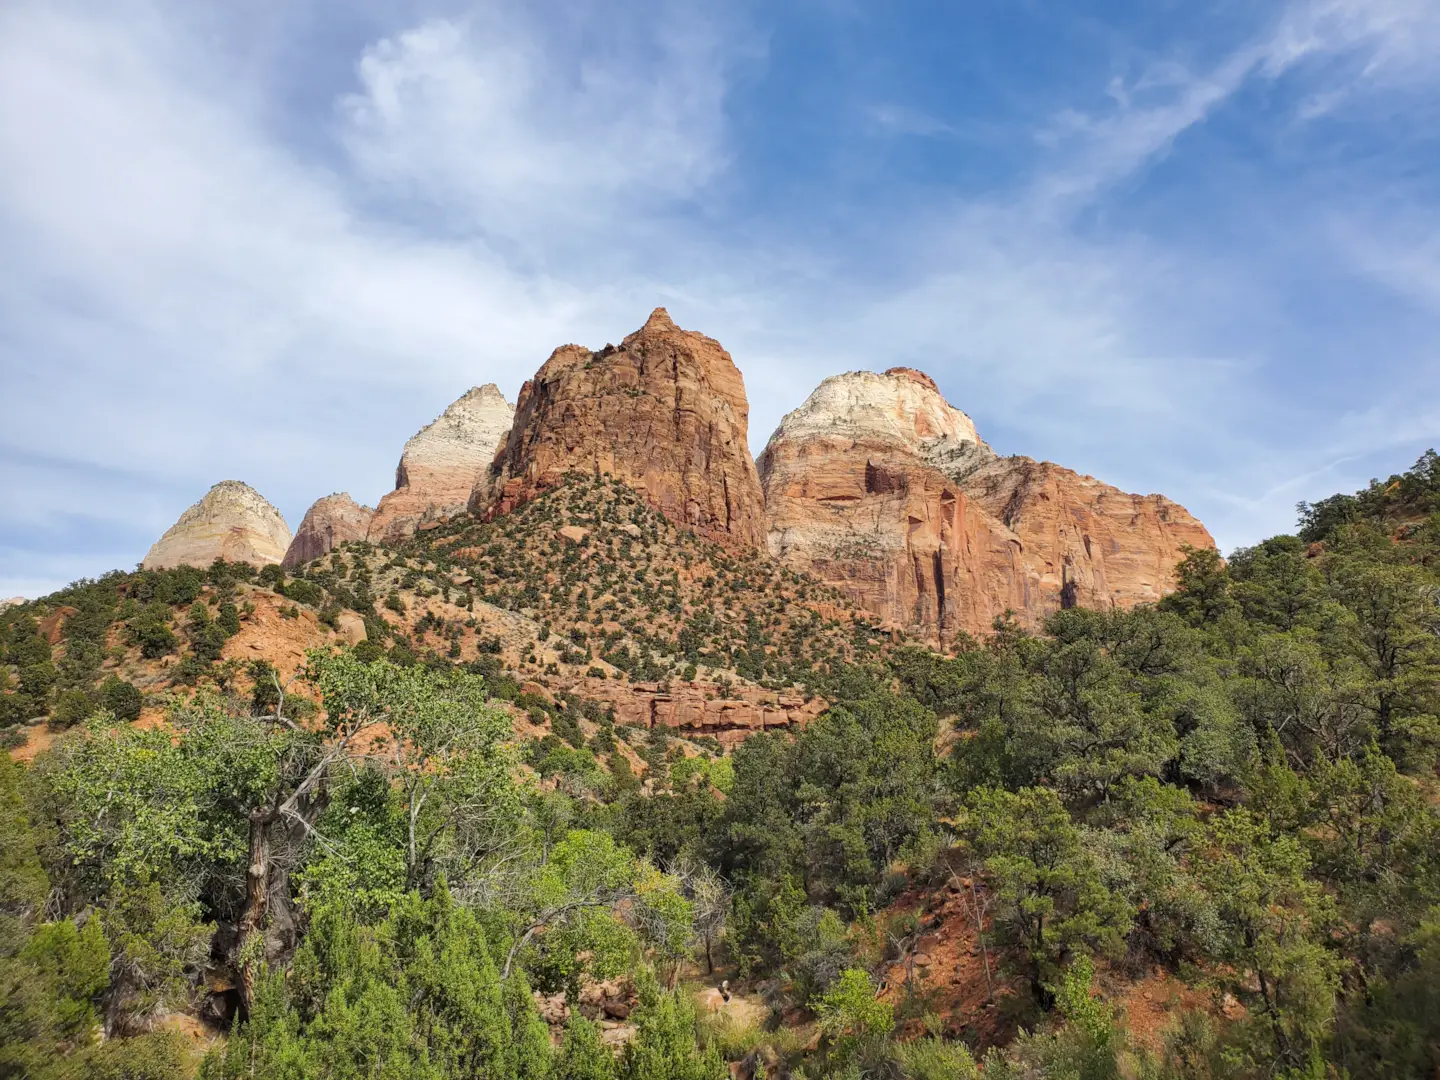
559,676,828,748
142,480,292,570
368,385,515,543
283,493,376,567
759,368,1213,641
476,309,765,550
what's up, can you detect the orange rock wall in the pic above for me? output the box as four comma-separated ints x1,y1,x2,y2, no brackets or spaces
760,372,1215,643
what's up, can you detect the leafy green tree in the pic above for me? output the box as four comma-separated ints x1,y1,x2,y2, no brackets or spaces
816,968,893,1067
306,651,522,895
557,1014,618,1080
99,878,210,1034
621,967,725,1080
50,688,94,729
961,786,1131,1004
504,970,553,1080
126,603,176,659
1330,559,1440,763
97,675,142,723
1091,778,1215,965
1193,810,1342,1073
1163,545,1237,627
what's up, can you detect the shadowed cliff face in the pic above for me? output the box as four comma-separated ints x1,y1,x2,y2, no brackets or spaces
475,308,766,551
759,368,1214,642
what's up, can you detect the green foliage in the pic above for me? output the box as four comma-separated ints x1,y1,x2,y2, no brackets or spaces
211,882,557,1080
1297,448,1440,541
721,692,939,941
1192,810,1342,1073
50,687,95,729
557,1014,617,1080
960,786,1131,1003
894,1036,979,1080
97,675,143,723
622,968,726,1080
817,968,894,1047
126,601,177,658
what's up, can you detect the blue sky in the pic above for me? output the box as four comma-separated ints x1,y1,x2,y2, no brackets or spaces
3,0,1440,598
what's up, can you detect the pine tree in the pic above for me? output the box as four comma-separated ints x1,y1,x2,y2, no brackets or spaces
556,1014,617,1080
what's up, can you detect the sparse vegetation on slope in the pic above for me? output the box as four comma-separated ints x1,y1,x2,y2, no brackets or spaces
3,454,1440,1078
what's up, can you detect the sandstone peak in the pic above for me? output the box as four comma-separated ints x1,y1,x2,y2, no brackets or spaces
762,368,990,477
641,306,676,331
760,369,1214,642
883,366,940,392
143,480,292,570
283,493,377,567
368,384,516,543
481,311,766,549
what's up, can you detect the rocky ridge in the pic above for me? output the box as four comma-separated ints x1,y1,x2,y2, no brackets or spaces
759,368,1213,641
368,384,515,544
142,481,292,571
283,493,376,567
477,309,766,550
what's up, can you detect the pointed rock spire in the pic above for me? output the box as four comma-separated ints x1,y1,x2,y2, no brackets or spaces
368,384,516,543
480,310,766,549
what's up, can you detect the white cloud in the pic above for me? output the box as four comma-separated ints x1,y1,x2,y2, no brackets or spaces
340,10,733,245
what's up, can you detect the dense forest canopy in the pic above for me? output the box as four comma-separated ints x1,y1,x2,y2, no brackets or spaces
2,451,1440,1078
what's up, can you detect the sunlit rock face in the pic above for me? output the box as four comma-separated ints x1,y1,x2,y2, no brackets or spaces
478,308,766,551
368,384,515,543
283,493,376,567
143,480,292,570
759,368,1214,642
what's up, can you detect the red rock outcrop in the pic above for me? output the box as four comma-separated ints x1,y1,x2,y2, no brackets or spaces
143,481,292,570
759,369,1214,642
475,309,765,550
556,676,828,748
283,493,376,567
369,385,515,544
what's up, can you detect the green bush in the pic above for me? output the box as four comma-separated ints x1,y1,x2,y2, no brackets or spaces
99,677,143,723
50,689,95,729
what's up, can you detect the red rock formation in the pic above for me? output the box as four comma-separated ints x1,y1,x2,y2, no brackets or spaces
556,676,828,748
369,385,515,544
476,309,765,550
283,493,376,567
759,369,1214,642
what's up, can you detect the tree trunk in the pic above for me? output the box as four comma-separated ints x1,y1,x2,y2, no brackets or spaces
238,807,276,1013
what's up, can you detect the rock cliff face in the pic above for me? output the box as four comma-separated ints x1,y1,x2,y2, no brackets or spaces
759,369,1213,641
555,676,828,749
368,385,515,543
477,309,765,550
283,493,376,567
142,481,292,570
